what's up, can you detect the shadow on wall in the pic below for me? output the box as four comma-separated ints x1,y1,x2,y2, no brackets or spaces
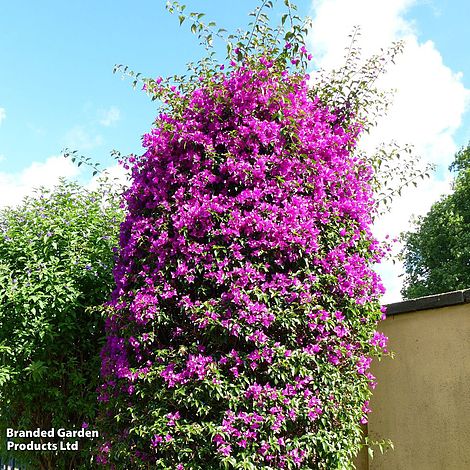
356,289,470,470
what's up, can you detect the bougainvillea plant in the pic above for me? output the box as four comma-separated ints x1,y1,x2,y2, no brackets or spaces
97,1,411,468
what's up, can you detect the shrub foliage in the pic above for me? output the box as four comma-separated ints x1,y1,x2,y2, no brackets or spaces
0,181,122,469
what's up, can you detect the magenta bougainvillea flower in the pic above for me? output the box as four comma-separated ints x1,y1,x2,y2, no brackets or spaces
98,54,387,469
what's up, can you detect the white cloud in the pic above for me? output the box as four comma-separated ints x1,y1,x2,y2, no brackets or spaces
0,107,6,125
374,175,454,303
309,0,416,69
87,162,130,192
0,156,80,208
360,38,468,164
63,126,103,150
309,0,470,303
99,106,121,127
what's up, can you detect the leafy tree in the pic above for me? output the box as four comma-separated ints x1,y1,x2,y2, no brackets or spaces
0,180,122,469
401,143,470,299
95,1,418,468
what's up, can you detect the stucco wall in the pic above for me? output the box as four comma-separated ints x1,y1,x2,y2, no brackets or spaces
356,300,470,469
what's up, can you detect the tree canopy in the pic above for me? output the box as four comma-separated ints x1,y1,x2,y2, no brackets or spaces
401,143,470,299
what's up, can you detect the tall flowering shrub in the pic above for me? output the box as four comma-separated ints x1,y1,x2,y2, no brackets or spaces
99,3,390,469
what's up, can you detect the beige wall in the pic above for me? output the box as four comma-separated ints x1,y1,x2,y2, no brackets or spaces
356,303,470,470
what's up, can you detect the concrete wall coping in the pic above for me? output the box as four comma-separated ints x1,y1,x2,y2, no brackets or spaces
385,289,470,316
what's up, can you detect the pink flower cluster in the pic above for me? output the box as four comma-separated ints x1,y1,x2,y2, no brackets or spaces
99,57,386,467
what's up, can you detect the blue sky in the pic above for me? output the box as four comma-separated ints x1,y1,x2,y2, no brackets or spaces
1,0,469,302
0,1,310,175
